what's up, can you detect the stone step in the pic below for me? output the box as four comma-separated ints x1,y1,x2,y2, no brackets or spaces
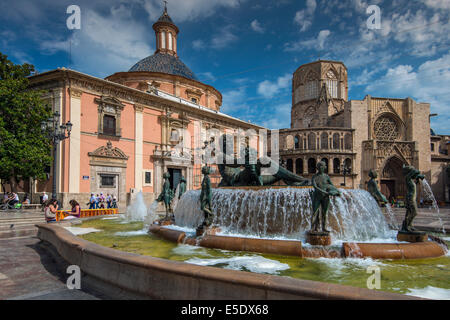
0,228,37,239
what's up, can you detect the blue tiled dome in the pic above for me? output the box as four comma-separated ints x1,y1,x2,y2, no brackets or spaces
129,53,197,80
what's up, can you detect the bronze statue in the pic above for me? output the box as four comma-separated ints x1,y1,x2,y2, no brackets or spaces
200,166,213,227
367,170,388,204
156,172,174,220
178,176,187,199
217,134,310,187
310,161,341,233
401,165,425,232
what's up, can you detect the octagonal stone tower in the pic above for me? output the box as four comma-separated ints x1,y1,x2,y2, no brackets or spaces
291,60,348,129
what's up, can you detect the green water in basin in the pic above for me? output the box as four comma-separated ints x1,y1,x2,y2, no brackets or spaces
78,218,450,299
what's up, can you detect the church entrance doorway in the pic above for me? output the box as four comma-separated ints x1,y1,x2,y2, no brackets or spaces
380,180,395,202
168,168,182,192
381,156,406,202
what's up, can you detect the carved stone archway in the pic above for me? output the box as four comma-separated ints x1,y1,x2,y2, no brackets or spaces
88,141,129,207
380,156,406,201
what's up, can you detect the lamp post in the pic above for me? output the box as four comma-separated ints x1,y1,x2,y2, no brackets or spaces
41,111,72,200
341,164,352,187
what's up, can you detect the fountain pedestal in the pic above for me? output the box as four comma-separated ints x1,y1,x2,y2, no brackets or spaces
397,231,428,243
306,231,332,246
196,226,221,237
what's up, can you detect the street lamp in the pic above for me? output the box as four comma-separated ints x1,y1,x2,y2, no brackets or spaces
41,111,72,200
341,164,352,187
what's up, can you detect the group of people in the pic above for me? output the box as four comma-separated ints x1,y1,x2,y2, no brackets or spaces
44,199,81,223
88,193,117,209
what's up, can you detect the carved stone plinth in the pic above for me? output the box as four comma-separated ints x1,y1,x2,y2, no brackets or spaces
157,218,174,226
196,225,206,237
397,231,428,243
306,231,332,246
205,227,221,236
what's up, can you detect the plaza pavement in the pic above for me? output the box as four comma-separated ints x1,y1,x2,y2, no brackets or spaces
0,210,104,300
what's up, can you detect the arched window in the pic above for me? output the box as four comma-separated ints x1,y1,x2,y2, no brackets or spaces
333,133,340,150
308,158,317,174
321,158,329,174
161,31,166,49
344,133,352,150
326,70,338,98
287,159,293,172
321,132,329,150
294,135,300,149
308,133,316,150
333,158,341,174
168,32,173,50
296,159,303,175
344,158,352,172
304,81,319,100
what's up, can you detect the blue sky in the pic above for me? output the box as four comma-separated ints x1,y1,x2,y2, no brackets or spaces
1,0,449,133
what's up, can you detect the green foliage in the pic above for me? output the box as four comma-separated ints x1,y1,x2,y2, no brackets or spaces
0,52,52,190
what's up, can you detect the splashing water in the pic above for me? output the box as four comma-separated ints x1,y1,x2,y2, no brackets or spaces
174,188,393,242
125,192,158,227
421,179,446,234
384,203,399,230
172,185,180,212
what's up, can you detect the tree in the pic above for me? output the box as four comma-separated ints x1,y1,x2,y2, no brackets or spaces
0,52,52,192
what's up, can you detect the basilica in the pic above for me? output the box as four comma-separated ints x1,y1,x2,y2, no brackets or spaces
274,60,450,203
5,7,450,209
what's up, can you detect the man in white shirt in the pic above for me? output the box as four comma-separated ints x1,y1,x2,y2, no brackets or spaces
42,192,48,204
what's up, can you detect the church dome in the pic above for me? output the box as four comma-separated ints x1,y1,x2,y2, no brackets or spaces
128,52,197,80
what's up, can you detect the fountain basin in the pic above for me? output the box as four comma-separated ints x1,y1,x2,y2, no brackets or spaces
36,222,415,300
149,225,447,259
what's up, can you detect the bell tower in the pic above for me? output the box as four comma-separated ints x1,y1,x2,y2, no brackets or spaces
153,2,179,57
291,60,348,129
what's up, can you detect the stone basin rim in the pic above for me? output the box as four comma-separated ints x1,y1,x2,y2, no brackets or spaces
150,224,447,260
35,221,419,300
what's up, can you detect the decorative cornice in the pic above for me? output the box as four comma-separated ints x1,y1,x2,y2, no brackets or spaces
88,141,129,160
69,88,83,99
134,104,145,113
28,69,264,130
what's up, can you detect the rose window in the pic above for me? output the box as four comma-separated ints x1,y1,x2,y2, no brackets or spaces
374,116,399,141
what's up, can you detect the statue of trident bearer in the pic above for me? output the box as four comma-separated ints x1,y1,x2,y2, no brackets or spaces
401,165,425,233
200,166,213,227
310,161,341,233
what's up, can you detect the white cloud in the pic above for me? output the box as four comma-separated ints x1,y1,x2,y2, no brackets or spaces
251,19,265,33
40,5,152,77
421,0,450,10
198,72,216,82
294,0,317,32
257,74,291,99
142,0,246,23
366,53,450,133
211,25,238,49
285,29,331,51
258,103,291,129
192,39,206,50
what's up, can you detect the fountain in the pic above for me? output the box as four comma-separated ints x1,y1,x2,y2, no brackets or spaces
149,138,447,260
125,191,158,227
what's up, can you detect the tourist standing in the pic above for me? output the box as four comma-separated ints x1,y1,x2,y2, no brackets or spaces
89,193,96,209
112,195,118,209
95,194,100,209
106,194,112,208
